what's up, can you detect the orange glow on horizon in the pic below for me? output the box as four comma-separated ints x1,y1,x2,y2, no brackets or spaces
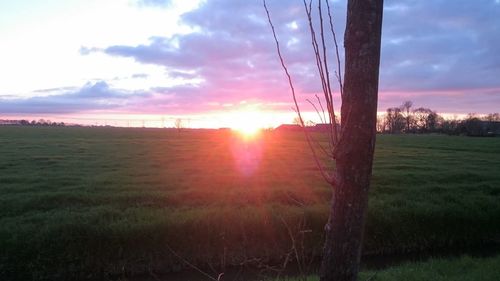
2,109,336,129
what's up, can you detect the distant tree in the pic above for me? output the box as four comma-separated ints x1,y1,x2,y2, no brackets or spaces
376,115,386,133
485,113,500,122
385,107,405,133
434,114,445,132
412,107,435,133
441,118,460,135
305,120,316,127
174,118,183,131
461,114,484,136
426,111,439,132
400,100,413,133
292,116,302,126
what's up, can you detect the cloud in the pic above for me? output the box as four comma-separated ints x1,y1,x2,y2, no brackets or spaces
33,86,78,93
136,0,173,8
0,81,149,114
131,73,149,79
79,46,101,56
11,0,492,118
380,0,500,92
100,1,330,112
89,0,500,114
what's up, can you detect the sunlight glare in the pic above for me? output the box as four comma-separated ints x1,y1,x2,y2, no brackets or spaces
234,123,261,138
230,110,266,138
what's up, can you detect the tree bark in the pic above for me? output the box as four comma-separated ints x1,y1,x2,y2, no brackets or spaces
319,1,384,281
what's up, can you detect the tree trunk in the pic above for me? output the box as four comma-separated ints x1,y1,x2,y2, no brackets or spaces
319,1,384,281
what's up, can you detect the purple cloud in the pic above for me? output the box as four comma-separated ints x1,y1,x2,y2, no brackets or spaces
100,1,330,113
0,82,150,114
91,0,500,114
5,0,493,117
380,0,500,92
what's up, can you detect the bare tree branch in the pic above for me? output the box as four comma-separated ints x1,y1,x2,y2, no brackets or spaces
301,101,332,157
302,0,339,147
315,94,328,126
325,0,343,98
317,0,338,145
264,0,333,185
307,98,326,125
165,244,219,281
316,93,335,156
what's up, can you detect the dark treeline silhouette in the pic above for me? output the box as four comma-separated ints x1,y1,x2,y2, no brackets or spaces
0,119,66,127
377,101,500,136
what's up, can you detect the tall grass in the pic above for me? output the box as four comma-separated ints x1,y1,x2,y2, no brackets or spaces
1,127,499,280
272,255,500,281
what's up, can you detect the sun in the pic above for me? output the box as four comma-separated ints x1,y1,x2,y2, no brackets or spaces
234,123,261,137
229,110,266,138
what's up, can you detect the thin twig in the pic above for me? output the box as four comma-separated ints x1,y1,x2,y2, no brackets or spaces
318,0,338,145
303,0,338,148
366,272,378,281
264,0,333,185
165,244,219,281
306,98,325,124
305,98,333,157
285,191,306,208
325,0,343,98
279,216,303,276
304,0,329,101
315,94,328,127
315,94,334,155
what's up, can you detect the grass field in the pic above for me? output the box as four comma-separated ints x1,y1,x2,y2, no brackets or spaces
1,126,500,280
275,255,500,281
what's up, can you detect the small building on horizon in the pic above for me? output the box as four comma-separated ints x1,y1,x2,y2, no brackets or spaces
275,124,302,131
275,123,341,133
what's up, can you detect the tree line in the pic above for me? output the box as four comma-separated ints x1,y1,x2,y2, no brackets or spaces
377,101,500,136
0,119,67,127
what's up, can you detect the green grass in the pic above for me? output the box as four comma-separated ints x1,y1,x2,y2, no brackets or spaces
272,255,500,281
1,127,499,280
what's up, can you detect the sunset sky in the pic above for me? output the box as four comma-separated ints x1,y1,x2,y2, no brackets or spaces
1,0,499,128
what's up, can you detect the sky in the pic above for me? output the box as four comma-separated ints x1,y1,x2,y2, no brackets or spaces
0,0,499,128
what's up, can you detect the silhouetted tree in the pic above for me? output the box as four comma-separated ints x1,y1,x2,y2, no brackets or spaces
412,107,435,133
461,114,484,136
400,100,413,132
292,116,302,126
485,113,500,122
174,118,183,131
385,107,405,133
265,0,383,280
441,117,460,135
305,120,316,127
376,115,386,133
426,111,439,132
